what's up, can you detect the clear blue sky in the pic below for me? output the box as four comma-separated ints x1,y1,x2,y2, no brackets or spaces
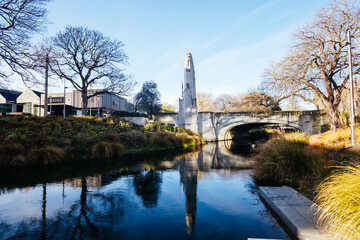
17,0,330,106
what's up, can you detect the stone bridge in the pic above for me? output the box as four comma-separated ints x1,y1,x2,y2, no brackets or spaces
154,110,328,142
141,53,329,141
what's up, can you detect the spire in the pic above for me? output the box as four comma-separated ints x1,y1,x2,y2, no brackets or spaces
184,52,193,70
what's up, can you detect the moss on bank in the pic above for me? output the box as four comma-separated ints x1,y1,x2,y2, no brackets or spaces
0,116,204,168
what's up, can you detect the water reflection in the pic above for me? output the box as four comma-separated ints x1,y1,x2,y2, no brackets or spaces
134,170,162,208
0,143,290,240
178,154,198,234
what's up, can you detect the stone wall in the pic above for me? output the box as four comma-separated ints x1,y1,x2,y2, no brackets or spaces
124,117,149,126
154,113,177,125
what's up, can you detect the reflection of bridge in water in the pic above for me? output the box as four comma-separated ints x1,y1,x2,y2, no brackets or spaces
61,143,252,234
160,143,254,233
0,142,256,238
75,142,253,234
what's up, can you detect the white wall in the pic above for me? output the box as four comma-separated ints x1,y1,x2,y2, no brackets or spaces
17,88,43,116
0,94,6,104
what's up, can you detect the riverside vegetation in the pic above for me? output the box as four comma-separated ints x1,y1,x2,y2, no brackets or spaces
253,128,360,239
0,116,204,168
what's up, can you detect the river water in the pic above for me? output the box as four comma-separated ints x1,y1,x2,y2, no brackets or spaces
0,142,291,240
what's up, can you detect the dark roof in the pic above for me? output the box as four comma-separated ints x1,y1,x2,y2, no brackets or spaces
0,89,22,102
32,90,43,97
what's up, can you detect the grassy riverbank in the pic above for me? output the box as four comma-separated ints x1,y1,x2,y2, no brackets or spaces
253,128,360,196
0,116,204,168
253,128,360,239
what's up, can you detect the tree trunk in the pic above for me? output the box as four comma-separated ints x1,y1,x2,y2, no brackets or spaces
82,90,88,116
328,107,342,132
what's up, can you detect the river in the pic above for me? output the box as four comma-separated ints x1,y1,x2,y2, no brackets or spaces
0,142,291,240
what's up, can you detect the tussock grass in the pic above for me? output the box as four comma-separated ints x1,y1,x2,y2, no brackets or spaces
91,142,126,158
283,131,309,144
28,146,66,165
253,132,323,187
314,163,360,239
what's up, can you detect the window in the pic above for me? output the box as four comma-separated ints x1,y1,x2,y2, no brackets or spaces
23,103,32,114
0,104,11,113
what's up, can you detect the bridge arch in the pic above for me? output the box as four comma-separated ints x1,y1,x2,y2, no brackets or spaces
218,120,300,141
153,110,327,141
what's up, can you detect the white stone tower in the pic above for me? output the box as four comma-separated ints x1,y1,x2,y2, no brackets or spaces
177,52,198,132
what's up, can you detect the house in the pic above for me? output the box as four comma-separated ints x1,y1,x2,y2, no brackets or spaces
0,89,22,113
16,88,43,116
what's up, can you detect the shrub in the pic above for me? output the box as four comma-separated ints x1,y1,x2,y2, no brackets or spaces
160,124,175,132
71,132,96,157
314,163,360,239
175,127,186,133
0,143,26,167
27,146,66,165
91,142,126,158
103,131,121,142
144,122,161,132
176,133,193,145
147,132,169,147
253,134,323,186
119,130,147,147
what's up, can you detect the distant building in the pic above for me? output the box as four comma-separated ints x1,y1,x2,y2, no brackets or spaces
0,87,133,117
0,89,22,114
16,88,43,116
41,89,133,116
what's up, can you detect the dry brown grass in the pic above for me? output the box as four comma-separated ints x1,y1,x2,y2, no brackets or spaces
308,128,360,150
315,163,360,239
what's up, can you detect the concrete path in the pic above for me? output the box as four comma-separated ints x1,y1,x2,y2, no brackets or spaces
259,186,330,240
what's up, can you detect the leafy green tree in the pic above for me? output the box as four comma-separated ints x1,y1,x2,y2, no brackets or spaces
134,81,161,116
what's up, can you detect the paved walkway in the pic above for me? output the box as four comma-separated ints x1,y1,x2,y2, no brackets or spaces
259,186,330,240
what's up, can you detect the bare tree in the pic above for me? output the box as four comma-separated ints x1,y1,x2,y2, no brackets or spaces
30,41,62,115
238,91,281,112
51,26,135,115
0,0,51,86
262,0,360,131
196,92,215,112
213,94,242,112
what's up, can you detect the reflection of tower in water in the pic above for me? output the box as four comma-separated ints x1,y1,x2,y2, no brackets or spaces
178,154,198,234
